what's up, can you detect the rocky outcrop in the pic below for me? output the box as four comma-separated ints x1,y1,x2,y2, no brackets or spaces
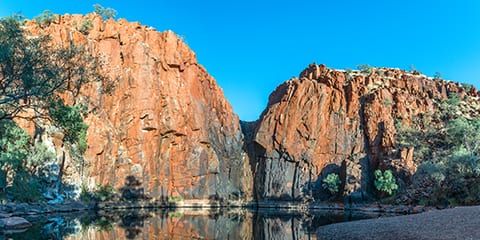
249,64,478,201
24,14,252,201
20,13,479,204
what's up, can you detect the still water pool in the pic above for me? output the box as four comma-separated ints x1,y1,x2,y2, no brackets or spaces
3,208,395,239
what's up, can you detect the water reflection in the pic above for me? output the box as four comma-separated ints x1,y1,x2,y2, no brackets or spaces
3,208,396,240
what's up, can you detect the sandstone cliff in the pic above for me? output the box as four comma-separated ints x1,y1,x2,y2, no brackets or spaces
20,14,479,203
24,14,252,201
248,64,478,201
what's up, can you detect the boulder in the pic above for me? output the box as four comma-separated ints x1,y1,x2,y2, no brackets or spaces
0,217,32,230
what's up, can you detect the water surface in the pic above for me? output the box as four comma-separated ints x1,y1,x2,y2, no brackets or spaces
3,208,396,239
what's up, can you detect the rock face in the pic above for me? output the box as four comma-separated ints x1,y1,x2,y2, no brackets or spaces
21,14,479,203
24,14,252,201
248,64,477,201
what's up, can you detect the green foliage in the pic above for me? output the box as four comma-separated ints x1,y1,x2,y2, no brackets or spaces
26,143,56,175
93,4,117,20
0,120,30,172
94,184,116,201
8,172,42,203
357,64,373,74
409,64,421,75
374,170,398,196
0,120,55,202
78,19,93,34
168,195,184,203
0,14,109,203
49,100,89,154
322,173,341,195
80,184,116,203
383,98,393,107
433,72,442,80
168,211,184,219
462,83,475,92
396,94,480,205
0,15,108,121
33,10,57,27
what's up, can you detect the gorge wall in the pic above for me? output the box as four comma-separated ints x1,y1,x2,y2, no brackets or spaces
248,64,478,201
24,14,252,201
22,14,479,202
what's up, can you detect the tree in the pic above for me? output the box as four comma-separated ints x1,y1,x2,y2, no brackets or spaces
33,10,57,27
0,14,111,201
374,170,398,196
322,173,341,195
0,15,107,121
93,4,117,20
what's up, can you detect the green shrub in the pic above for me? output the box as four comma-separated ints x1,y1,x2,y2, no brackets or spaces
168,211,184,219
0,120,30,172
94,184,116,201
462,83,475,92
322,173,341,195
0,120,58,202
26,143,56,175
9,172,42,203
383,98,393,107
374,170,398,196
78,19,93,34
49,100,89,154
79,184,94,203
80,184,116,202
93,4,117,20
357,64,373,74
33,10,57,27
409,65,421,75
168,195,184,203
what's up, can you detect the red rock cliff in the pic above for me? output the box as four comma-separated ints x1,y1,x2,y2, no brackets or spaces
249,64,477,201
22,14,479,203
25,14,252,200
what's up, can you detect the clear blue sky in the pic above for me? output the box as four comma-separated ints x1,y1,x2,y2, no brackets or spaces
2,1,480,121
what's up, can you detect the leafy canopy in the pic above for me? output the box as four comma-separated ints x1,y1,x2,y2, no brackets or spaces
374,170,398,196
0,15,107,121
93,4,117,20
322,173,341,194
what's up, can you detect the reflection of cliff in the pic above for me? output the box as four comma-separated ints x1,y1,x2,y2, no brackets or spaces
66,210,255,240
63,209,384,240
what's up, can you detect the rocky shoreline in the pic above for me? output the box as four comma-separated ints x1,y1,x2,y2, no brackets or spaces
317,206,480,240
0,200,435,232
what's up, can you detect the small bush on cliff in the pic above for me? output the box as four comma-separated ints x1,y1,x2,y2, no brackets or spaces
78,19,93,35
434,72,442,80
322,173,341,195
374,170,398,196
357,64,373,74
93,4,117,20
33,10,57,27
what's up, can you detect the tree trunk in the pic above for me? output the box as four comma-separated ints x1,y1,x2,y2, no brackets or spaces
56,145,66,193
